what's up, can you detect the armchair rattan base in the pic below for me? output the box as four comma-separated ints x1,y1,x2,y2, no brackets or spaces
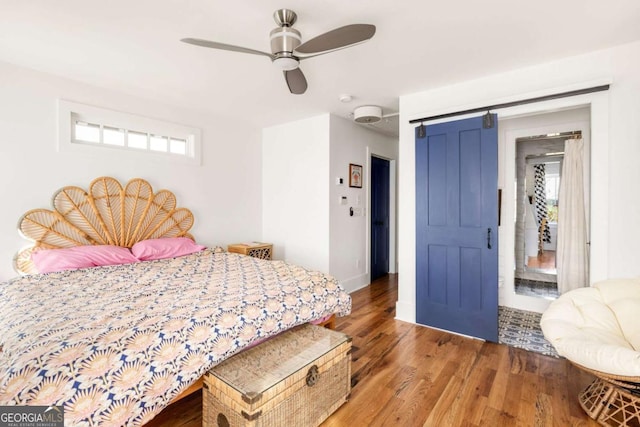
576,364,640,427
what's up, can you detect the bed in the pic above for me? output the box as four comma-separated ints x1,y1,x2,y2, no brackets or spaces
0,176,351,426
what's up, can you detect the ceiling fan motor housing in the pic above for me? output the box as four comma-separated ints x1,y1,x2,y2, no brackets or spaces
270,26,302,70
270,27,301,56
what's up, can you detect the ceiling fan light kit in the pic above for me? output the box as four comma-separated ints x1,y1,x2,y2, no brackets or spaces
273,57,299,71
181,9,376,95
353,105,383,123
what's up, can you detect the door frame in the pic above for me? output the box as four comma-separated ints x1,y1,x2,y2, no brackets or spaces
488,91,609,288
366,148,397,285
501,116,591,313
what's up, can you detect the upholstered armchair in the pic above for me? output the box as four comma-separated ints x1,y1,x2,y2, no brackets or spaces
541,278,640,426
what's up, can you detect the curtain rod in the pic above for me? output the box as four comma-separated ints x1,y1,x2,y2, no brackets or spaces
408,84,609,124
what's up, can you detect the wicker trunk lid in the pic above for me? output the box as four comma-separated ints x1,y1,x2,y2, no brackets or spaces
204,323,351,427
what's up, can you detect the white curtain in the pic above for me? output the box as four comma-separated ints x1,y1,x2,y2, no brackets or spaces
557,138,588,293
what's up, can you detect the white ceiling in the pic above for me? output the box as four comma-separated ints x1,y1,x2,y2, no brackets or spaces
1,0,640,137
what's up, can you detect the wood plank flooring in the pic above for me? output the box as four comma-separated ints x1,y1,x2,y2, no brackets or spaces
526,250,556,272
147,274,598,427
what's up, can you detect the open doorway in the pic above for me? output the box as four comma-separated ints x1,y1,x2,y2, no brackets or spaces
498,106,591,316
371,156,390,282
366,150,397,287
513,131,583,299
496,108,591,354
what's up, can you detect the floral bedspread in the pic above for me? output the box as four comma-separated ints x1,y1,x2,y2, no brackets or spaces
0,249,351,426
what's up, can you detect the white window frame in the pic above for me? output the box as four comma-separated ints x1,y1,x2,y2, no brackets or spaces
57,99,202,165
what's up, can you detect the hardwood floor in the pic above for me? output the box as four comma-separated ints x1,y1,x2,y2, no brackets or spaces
527,250,556,271
147,274,598,427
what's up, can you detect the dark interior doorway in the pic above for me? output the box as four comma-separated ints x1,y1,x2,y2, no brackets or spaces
371,156,390,282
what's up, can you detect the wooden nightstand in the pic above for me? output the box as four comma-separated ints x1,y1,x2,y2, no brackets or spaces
227,242,273,260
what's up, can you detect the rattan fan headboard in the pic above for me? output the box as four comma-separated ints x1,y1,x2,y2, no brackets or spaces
14,176,195,275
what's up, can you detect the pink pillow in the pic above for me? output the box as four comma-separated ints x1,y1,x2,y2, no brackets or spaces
31,245,138,274
131,237,206,261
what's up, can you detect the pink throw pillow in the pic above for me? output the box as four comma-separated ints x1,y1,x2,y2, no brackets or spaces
31,245,138,274
131,237,206,261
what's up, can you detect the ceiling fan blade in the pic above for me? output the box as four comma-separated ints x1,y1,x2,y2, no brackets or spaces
283,68,307,95
294,24,376,58
181,38,275,59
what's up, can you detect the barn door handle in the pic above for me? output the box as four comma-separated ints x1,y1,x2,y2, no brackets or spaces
487,228,492,249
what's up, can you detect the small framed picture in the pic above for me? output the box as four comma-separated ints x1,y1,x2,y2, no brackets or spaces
349,164,363,188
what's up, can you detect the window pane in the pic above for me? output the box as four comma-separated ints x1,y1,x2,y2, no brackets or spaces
545,176,559,200
149,135,168,152
103,126,125,146
75,121,100,143
170,138,187,155
128,131,148,149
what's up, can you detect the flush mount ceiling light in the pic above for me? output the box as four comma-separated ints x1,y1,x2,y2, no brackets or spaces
353,105,382,123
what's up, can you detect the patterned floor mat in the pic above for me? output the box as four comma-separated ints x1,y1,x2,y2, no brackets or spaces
514,278,559,299
499,306,559,358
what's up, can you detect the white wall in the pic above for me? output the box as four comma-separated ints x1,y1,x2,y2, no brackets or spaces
329,115,398,292
262,113,398,292
0,61,263,281
262,114,331,272
398,40,640,323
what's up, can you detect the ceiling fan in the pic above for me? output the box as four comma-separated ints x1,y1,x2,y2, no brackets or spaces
181,9,376,95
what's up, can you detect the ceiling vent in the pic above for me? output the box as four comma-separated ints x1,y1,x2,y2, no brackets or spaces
353,105,382,123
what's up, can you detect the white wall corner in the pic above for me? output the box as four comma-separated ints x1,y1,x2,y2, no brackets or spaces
340,273,370,294
395,300,416,324
328,114,398,286
262,114,331,272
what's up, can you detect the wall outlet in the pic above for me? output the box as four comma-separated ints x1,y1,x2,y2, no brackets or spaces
356,259,361,269
336,177,344,185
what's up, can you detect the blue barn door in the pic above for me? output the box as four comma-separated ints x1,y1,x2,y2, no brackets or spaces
415,115,498,342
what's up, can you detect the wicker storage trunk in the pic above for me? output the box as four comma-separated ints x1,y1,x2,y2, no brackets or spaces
203,324,351,427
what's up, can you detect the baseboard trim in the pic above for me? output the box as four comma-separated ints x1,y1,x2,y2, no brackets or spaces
340,274,369,294
394,300,416,323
